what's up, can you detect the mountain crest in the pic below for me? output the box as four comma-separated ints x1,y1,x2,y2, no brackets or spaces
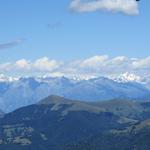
38,95,72,105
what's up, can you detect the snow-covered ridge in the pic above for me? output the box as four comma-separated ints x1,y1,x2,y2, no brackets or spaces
0,74,19,82
109,72,142,83
0,72,149,84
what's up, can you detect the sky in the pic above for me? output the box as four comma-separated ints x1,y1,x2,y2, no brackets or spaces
0,0,149,77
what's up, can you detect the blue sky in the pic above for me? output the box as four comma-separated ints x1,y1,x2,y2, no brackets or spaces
0,0,149,63
0,0,149,78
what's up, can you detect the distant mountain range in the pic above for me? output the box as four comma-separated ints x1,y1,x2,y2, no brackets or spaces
0,110,4,118
1,95,150,150
0,75,150,112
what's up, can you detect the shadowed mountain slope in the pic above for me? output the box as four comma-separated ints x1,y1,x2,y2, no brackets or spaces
0,95,132,150
0,110,4,118
0,96,150,150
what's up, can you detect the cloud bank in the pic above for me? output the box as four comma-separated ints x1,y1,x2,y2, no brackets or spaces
70,0,139,15
0,55,149,79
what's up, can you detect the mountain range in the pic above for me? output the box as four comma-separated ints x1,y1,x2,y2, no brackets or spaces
0,75,150,112
0,110,4,118
1,95,150,150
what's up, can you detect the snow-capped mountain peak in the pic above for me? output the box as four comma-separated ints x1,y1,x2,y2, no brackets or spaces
110,72,141,83
0,74,19,82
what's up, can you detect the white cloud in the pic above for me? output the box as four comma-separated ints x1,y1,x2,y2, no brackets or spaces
0,57,62,75
15,59,30,70
80,55,108,68
0,63,12,72
132,56,150,69
70,0,139,15
33,57,62,72
0,55,149,78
